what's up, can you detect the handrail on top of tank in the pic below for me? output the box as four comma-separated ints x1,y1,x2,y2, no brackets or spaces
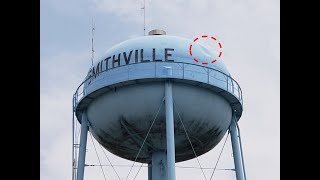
73,61,243,109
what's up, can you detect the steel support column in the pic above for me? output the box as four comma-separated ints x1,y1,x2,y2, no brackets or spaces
76,111,89,180
230,113,247,180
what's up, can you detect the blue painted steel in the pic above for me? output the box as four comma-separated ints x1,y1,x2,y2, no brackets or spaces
72,34,244,177
230,113,246,180
95,35,229,73
76,111,89,180
164,67,176,180
73,35,243,163
148,163,152,180
152,151,167,180
80,35,233,98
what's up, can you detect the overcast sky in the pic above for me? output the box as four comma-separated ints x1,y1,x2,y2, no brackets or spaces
40,0,279,179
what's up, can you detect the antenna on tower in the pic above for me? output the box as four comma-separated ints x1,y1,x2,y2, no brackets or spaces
91,18,95,66
141,0,146,36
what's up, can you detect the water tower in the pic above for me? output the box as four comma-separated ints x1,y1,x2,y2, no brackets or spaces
72,30,246,180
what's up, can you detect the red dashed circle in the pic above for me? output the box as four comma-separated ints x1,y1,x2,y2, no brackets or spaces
189,35,223,65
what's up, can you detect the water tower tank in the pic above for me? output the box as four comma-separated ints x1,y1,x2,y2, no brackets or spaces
74,30,243,163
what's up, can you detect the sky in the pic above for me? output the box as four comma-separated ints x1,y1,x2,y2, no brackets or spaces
40,0,280,179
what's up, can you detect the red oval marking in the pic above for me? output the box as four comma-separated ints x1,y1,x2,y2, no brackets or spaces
189,35,223,65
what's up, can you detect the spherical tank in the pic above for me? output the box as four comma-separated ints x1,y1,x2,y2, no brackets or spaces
74,31,243,163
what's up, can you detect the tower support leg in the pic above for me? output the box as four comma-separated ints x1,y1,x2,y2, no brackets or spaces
164,66,176,180
150,151,167,180
148,162,152,180
76,111,89,180
230,113,247,180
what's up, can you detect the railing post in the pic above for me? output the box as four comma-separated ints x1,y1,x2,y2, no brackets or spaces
231,78,235,94
155,62,156,77
75,94,78,107
207,69,209,83
182,63,184,79
128,65,130,80
226,76,229,92
238,85,241,100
